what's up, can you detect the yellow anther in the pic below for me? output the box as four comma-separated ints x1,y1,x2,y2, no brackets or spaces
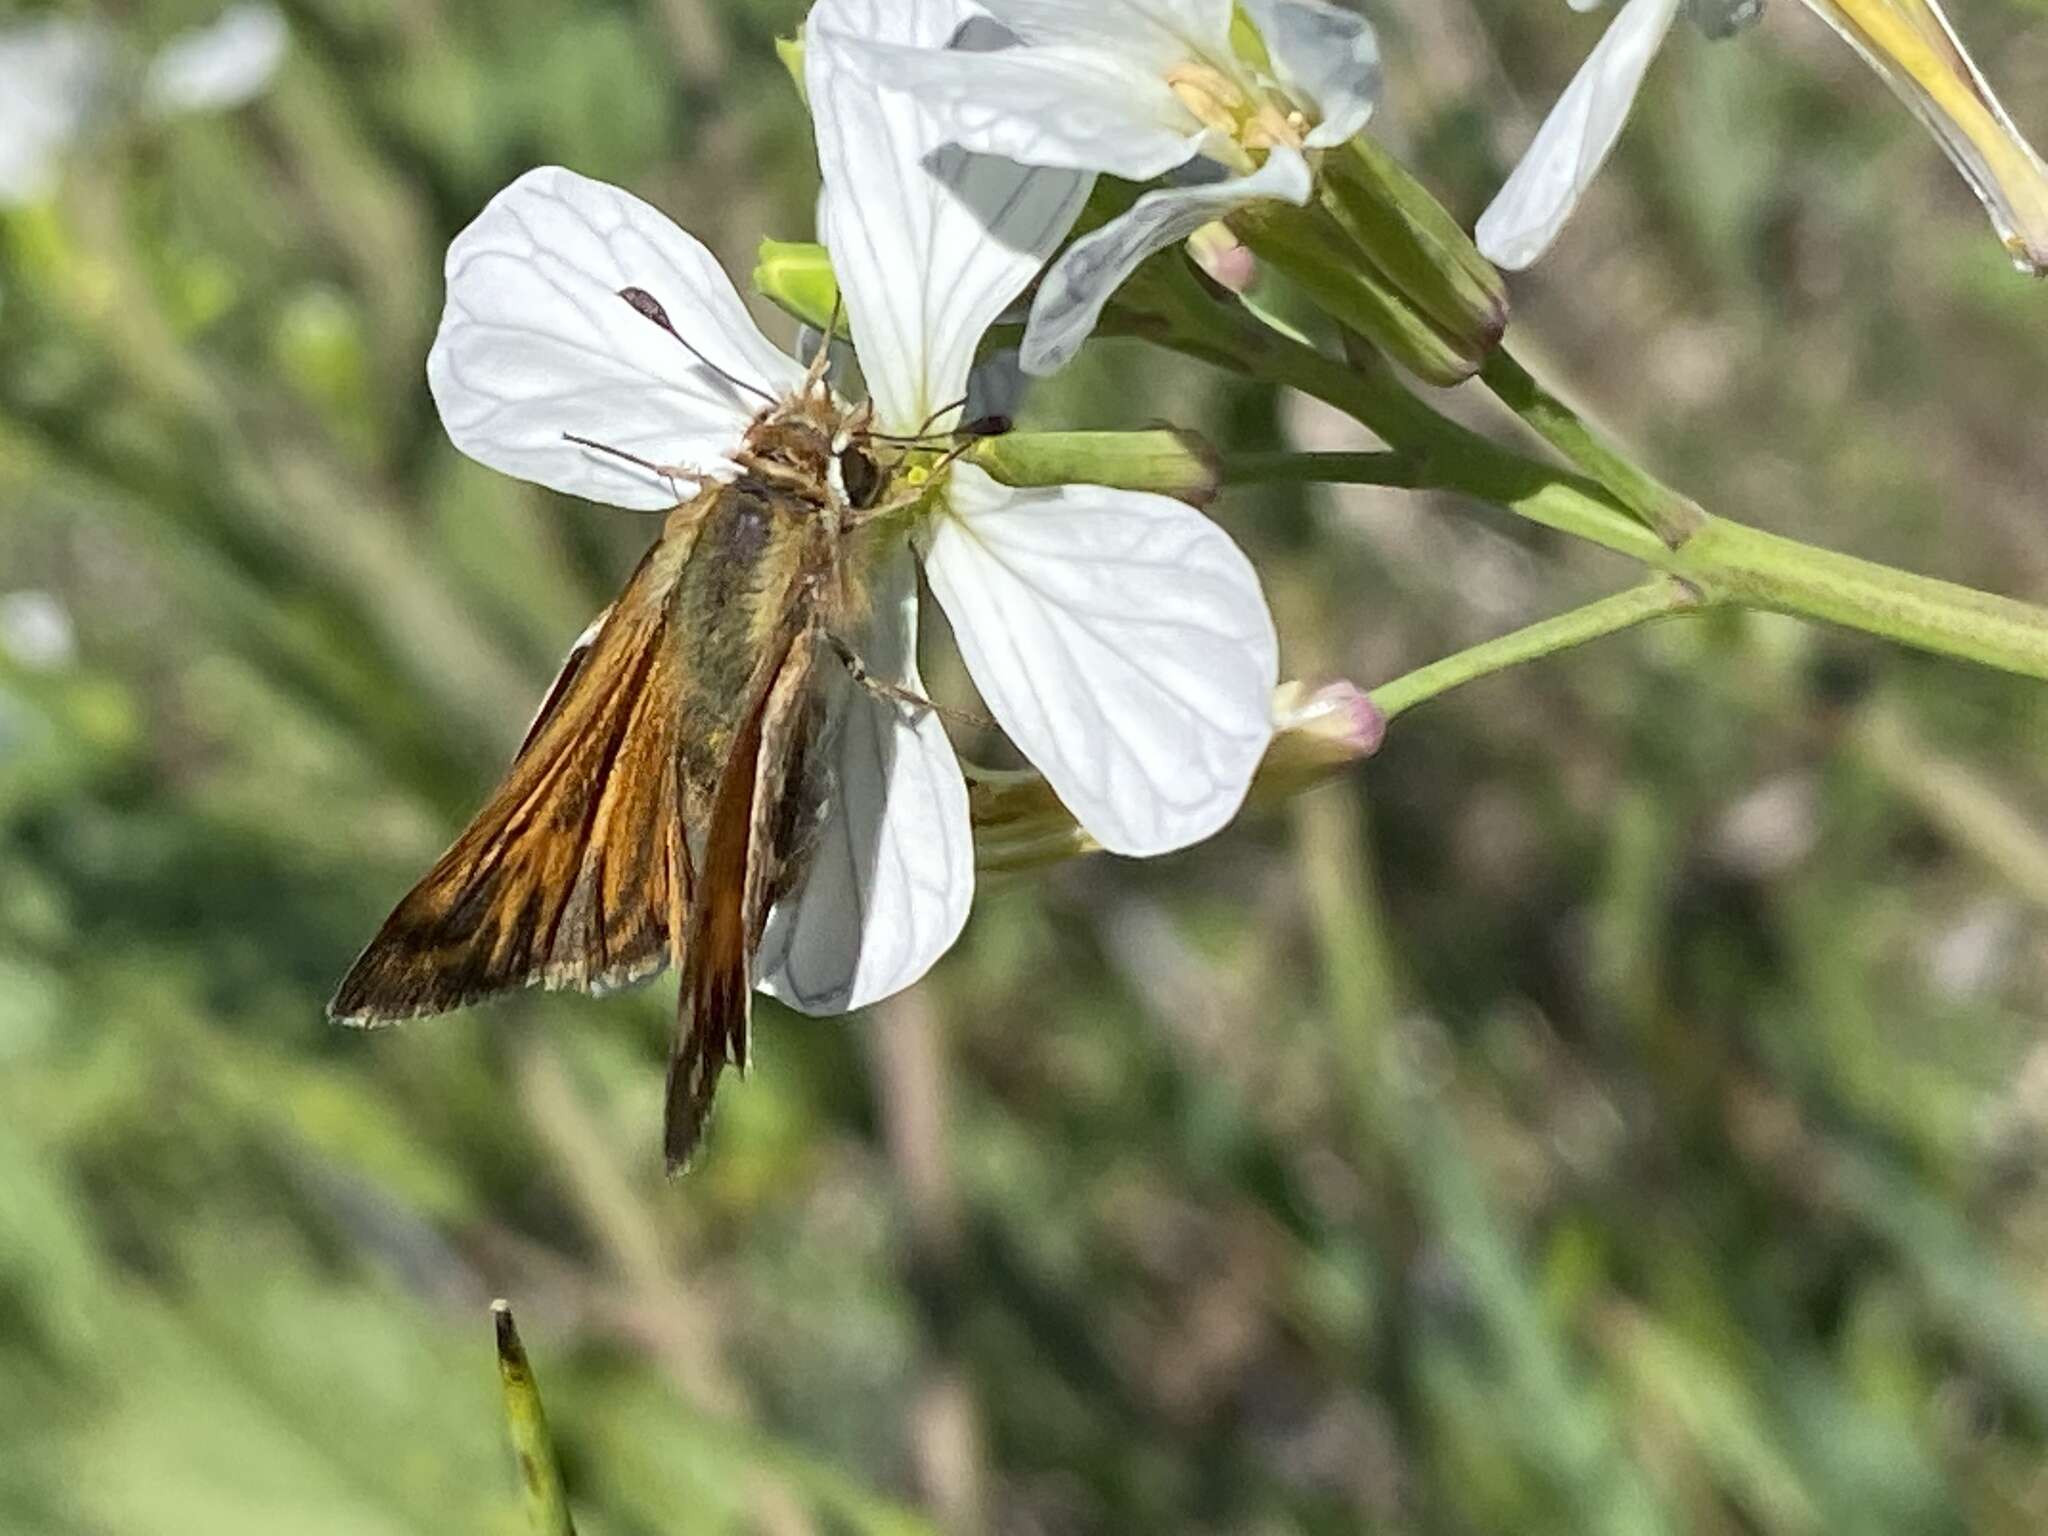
1241,101,1306,152
1165,61,1252,139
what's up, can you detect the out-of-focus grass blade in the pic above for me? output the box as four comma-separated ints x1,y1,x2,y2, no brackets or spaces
492,1301,576,1536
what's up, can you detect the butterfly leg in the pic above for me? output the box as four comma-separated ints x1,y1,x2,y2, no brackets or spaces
839,482,933,532
824,631,993,731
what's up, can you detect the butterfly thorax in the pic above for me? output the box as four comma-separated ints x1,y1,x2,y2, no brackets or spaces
658,390,881,808
734,389,883,521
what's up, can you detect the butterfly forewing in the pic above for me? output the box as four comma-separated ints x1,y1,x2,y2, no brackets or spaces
328,498,712,1024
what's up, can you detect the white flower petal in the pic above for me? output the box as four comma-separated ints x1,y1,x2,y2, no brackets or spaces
835,39,1201,181
924,466,1277,857
975,0,1236,72
0,591,77,672
1240,0,1382,148
1474,0,1680,271
1021,145,1311,375
758,545,973,1014
0,18,109,207
427,166,805,510
144,3,289,117
808,0,1092,432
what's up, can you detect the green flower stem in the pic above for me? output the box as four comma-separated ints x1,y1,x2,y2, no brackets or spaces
1670,519,2048,679
1221,329,2048,684
1477,347,1706,547
1217,449,1422,488
1369,580,1706,722
493,1301,577,1536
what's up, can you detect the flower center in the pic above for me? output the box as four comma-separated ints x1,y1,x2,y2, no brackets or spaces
1164,60,1307,162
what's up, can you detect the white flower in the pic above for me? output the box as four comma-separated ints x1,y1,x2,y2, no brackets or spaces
0,5,289,208
424,0,1280,1019
0,18,111,206
831,0,1380,374
0,592,77,672
144,3,291,117
1478,0,2048,274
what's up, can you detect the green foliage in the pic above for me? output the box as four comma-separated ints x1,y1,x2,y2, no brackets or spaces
5,0,2048,1532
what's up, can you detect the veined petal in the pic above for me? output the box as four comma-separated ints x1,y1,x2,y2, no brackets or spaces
1474,0,1681,270
144,3,289,117
758,544,973,1014
428,166,805,510
1240,0,1383,149
837,39,1202,180
0,18,109,207
976,0,1236,73
924,466,1277,858
808,0,1092,431
1021,145,1311,375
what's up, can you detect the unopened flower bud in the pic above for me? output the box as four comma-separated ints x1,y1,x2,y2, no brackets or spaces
1311,136,1510,376
1250,679,1385,806
1188,221,1259,292
752,238,839,332
968,429,1221,506
1235,199,1493,385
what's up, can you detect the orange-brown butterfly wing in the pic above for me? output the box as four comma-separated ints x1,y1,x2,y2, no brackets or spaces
664,623,825,1172
329,509,706,1025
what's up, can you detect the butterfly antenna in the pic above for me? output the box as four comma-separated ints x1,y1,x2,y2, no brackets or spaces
859,395,998,449
561,433,692,507
914,393,969,438
864,416,1010,448
617,286,779,408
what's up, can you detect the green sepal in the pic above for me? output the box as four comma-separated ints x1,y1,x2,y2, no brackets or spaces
775,34,807,106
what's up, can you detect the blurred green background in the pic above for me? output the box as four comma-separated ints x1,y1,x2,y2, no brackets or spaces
6,0,2048,1531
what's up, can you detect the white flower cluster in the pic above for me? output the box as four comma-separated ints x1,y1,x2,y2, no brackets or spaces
427,0,1372,1015
30,0,2015,1021
417,0,2047,1020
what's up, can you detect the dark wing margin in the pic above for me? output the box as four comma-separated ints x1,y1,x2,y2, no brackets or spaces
664,624,822,1173
328,538,694,1025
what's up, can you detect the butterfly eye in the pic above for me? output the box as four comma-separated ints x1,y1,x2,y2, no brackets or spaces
838,446,882,510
